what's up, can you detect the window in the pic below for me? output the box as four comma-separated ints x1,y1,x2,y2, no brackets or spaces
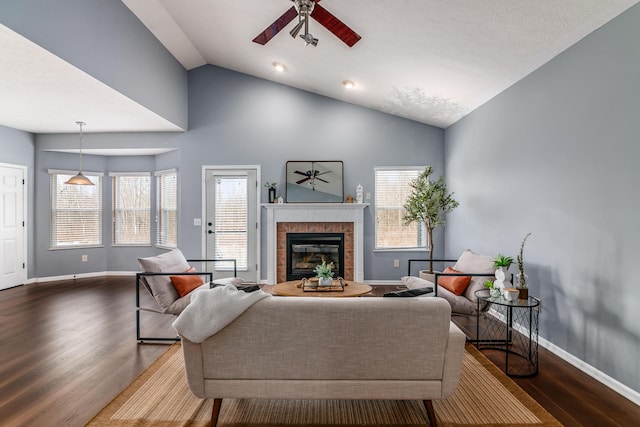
155,169,177,248
212,175,248,270
111,173,151,245
374,167,426,250
49,170,103,249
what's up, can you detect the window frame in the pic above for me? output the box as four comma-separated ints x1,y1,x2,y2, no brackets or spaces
374,166,427,251
110,172,151,247
155,169,178,249
49,169,104,250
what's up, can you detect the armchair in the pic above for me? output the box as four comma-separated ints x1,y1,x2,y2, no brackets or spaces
404,249,496,315
136,248,239,343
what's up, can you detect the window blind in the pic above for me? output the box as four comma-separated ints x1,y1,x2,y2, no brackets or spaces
49,171,103,248
112,174,150,245
213,176,248,270
374,168,426,249
155,170,177,248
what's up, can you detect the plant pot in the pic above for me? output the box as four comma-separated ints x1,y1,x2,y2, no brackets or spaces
318,277,333,287
494,266,511,288
268,188,276,203
419,270,440,283
517,287,528,299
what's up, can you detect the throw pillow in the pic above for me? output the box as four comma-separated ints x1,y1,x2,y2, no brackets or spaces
171,267,204,298
438,266,472,296
401,275,434,290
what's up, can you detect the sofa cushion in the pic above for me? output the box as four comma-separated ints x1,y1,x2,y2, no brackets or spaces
171,267,205,298
401,275,475,315
438,266,471,296
453,249,495,302
138,249,190,312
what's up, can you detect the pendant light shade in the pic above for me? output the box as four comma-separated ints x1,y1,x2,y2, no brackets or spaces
65,121,94,185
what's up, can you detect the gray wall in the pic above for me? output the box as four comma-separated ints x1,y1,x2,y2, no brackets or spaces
31,65,443,279
0,0,188,129
445,4,640,393
0,125,35,277
181,66,444,280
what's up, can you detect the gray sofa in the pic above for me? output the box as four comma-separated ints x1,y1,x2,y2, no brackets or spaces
179,296,466,427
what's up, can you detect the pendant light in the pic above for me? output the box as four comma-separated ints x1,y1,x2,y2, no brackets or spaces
65,121,94,185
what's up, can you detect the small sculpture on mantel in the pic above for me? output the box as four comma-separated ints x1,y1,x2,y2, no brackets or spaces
356,183,363,203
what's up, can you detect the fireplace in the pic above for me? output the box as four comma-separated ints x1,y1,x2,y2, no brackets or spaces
263,203,368,284
286,233,344,281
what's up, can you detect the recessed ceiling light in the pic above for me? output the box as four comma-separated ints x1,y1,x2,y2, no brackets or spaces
273,62,286,72
342,80,355,89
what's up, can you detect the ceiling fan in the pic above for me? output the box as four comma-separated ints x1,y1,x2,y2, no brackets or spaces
295,164,331,190
253,0,361,47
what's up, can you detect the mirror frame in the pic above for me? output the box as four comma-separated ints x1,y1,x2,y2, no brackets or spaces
285,161,344,203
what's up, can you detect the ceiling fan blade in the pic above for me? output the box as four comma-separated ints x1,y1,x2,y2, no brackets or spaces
252,7,298,45
310,4,361,47
316,177,330,184
294,170,309,176
296,177,311,184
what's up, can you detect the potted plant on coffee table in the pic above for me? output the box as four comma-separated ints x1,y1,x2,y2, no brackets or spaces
314,261,334,287
403,166,459,275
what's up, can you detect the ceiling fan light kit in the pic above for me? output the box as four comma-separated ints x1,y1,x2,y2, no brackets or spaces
253,0,361,48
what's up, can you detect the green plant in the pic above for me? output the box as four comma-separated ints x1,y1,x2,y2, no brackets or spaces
493,254,513,268
264,182,277,189
517,232,532,286
313,261,334,278
484,280,494,289
403,166,459,273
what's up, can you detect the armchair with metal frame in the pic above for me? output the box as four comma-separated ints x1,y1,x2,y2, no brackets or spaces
136,258,237,343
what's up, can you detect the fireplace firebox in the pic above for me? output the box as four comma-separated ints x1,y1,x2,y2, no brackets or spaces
286,233,344,281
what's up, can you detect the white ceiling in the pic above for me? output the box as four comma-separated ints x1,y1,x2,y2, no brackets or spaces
124,0,639,128
0,1,638,135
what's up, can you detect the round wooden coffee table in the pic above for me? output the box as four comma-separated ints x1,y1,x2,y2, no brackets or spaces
273,280,372,297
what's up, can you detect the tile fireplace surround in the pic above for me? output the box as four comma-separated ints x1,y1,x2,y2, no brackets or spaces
263,203,368,284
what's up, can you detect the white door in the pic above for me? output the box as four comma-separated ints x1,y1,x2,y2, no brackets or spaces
0,164,26,290
204,167,259,283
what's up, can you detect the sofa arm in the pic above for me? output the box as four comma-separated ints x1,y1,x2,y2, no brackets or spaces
440,322,466,398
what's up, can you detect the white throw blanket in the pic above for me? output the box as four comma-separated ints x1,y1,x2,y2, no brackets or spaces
172,285,270,343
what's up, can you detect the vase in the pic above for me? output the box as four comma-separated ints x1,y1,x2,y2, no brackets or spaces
318,277,333,287
489,288,502,298
516,273,528,299
494,266,511,289
268,188,276,203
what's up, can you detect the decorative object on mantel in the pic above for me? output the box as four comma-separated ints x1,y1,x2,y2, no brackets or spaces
516,232,532,299
355,183,363,203
277,196,284,204
286,161,343,203
264,182,277,203
313,260,335,287
403,166,459,273
493,254,513,290
345,195,354,203
65,121,94,186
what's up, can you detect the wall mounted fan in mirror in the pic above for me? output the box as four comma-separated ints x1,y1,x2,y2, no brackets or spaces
286,161,343,203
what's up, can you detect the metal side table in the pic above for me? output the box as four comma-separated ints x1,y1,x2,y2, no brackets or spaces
474,289,540,377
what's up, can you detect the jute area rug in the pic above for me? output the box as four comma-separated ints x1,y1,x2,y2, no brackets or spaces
87,344,561,427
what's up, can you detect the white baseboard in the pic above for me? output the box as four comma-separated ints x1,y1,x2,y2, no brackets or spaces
27,271,136,283
537,336,640,406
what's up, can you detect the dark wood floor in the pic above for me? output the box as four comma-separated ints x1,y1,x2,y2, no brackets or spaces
0,277,638,426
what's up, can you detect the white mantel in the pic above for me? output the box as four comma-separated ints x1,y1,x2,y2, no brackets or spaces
263,203,369,284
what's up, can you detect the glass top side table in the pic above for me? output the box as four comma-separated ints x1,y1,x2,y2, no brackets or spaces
474,288,540,377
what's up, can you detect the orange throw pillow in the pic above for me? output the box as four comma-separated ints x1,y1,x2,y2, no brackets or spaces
170,266,204,297
438,266,472,296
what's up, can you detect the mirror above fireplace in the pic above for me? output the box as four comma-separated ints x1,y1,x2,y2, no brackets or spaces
286,161,343,203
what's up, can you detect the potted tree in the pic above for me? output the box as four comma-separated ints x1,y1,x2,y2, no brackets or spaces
403,166,459,274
